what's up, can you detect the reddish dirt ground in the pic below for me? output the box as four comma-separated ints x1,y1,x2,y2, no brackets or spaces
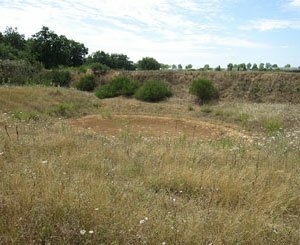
69,114,249,140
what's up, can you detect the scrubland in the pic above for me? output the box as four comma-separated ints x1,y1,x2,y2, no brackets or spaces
0,86,299,244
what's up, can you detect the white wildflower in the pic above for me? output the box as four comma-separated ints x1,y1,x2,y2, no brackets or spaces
89,230,94,234
94,208,99,211
0,152,4,156
139,219,145,225
80,229,86,235
41,160,48,164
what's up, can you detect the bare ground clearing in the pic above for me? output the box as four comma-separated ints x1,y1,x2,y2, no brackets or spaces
68,114,250,140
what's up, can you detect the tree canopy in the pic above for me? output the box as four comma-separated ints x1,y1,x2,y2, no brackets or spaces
30,26,88,68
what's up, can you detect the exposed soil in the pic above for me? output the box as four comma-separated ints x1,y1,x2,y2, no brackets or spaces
69,114,250,140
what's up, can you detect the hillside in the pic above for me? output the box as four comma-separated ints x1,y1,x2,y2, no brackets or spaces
91,71,300,103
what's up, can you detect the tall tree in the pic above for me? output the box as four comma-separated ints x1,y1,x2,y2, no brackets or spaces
227,63,233,71
30,26,88,68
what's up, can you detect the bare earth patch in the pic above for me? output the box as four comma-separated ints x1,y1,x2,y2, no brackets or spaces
69,114,249,140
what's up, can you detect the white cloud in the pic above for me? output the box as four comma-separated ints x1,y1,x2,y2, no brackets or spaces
289,0,300,7
241,19,300,31
0,0,266,66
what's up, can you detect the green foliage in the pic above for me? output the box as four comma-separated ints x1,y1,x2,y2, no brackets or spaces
30,26,88,68
227,63,233,71
76,75,96,91
50,70,71,87
90,63,110,74
0,59,42,85
120,78,140,96
262,118,283,135
189,79,218,103
137,57,161,70
95,84,116,99
134,80,172,102
86,51,135,70
95,76,140,99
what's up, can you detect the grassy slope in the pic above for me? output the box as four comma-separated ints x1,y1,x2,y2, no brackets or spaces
0,87,299,244
94,70,300,103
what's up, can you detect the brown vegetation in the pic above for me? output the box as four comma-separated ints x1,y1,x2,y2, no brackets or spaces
0,86,299,244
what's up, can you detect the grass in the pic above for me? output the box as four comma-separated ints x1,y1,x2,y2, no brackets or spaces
0,86,299,244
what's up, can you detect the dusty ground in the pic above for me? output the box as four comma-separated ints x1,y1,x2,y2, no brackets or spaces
68,114,250,140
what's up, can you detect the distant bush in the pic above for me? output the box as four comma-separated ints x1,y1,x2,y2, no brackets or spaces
134,80,172,102
95,76,140,99
76,75,96,91
189,79,218,103
90,63,110,74
137,57,161,70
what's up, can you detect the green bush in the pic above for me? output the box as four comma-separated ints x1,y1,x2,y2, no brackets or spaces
0,59,42,85
95,76,140,99
95,84,116,99
76,75,96,91
90,63,110,74
189,79,218,103
134,80,172,102
119,78,139,96
51,70,71,87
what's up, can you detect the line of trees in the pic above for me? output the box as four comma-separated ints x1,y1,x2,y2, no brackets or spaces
1,26,299,72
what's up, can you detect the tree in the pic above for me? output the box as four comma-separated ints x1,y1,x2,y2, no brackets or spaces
247,63,252,70
285,64,291,69
272,64,279,70
239,63,246,71
178,64,183,70
2,27,26,50
215,65,221,71
203,64,210,70
137,57,161,70
227,63,233,71
265,63,272,70
30,26,88,68
160,64,171,70
259,63,265,71
185,64,193,70
252,63,258,71
172,64,177,70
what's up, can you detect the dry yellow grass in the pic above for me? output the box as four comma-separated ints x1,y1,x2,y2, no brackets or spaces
0,86,299,244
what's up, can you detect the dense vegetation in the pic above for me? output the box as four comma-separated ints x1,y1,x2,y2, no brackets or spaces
95,76,140,99
134,80,172,102
189,79,218,103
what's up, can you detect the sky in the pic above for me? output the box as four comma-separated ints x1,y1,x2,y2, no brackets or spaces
0,0,299,67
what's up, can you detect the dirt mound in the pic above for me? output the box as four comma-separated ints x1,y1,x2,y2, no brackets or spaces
91,70,300,103
69,114,249,140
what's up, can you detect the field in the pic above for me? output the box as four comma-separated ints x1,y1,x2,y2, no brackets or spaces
0,84,299,244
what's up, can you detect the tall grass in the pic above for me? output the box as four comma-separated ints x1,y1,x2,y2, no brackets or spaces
0,87,299,244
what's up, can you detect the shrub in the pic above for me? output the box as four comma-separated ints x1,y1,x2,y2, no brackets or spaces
137,57,161,70
76,75,96,91
119,78,139,96
95,76,140,99
95,84,116,99
0,59,42,85
51,70,71,87
90,63,110,74
189,79,218,103
134,80,172,102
